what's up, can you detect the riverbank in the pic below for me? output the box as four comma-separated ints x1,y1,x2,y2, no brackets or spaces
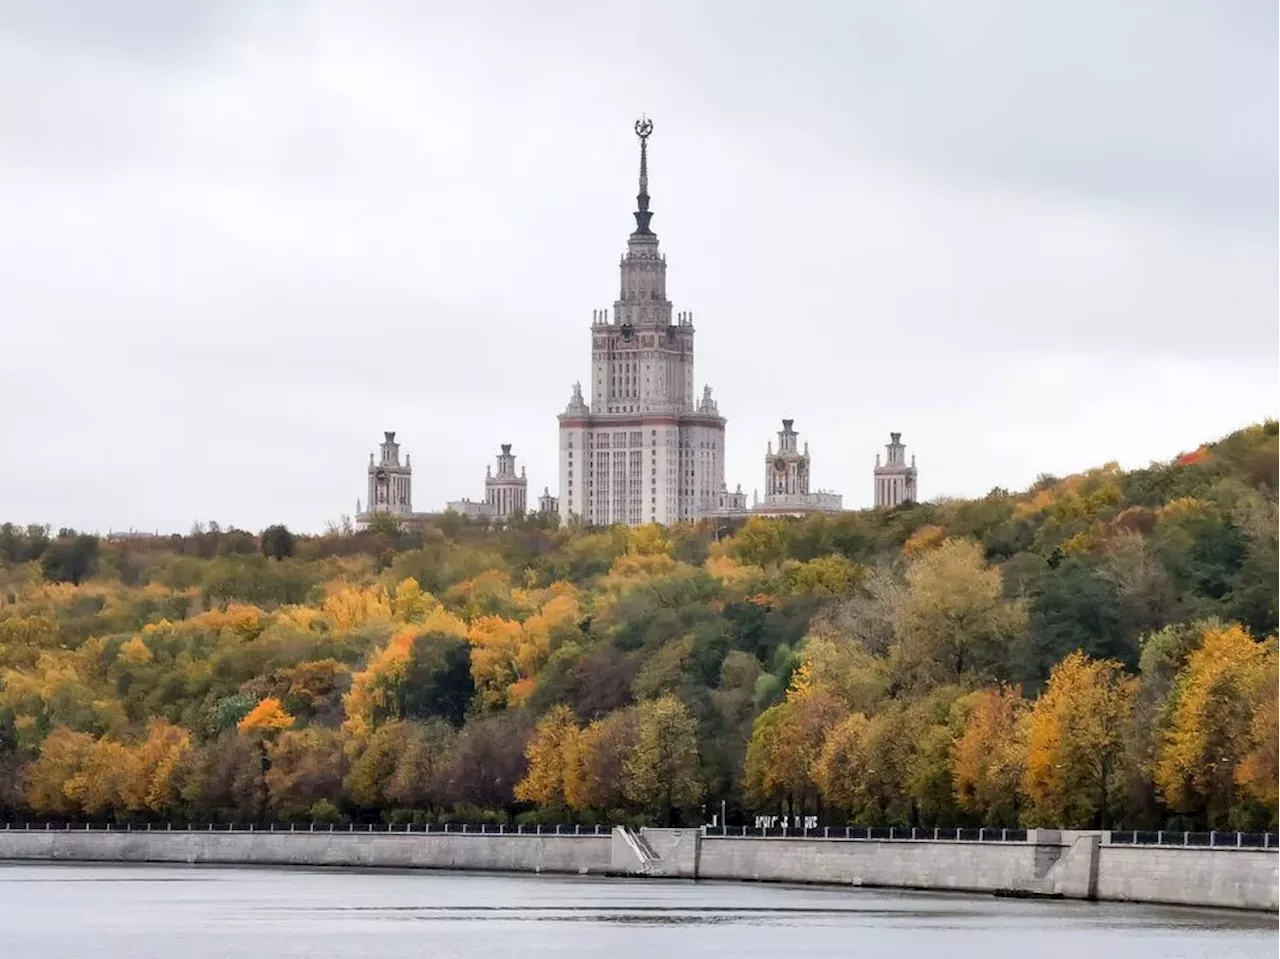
1,826,1274,912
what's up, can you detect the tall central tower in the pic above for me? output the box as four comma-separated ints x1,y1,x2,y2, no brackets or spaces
558,119,727,527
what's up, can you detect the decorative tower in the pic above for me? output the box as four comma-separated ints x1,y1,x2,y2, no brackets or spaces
538,486,559,516
558,118,727,527
751,419,843,516
365,431,413,518
765,419,810,499
874,432,918,508
484,444,528,519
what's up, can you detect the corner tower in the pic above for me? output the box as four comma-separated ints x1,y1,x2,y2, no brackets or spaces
558,119,727,526
874,432,918,508
484,443,528,519
360,430,413,522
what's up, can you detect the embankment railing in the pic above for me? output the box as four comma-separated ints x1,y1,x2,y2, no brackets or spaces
2,821,610,836
1107,830,1276,849
4,821,1275,849
709,825,1029,842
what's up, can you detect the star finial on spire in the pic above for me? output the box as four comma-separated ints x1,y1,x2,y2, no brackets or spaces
632,116,655,236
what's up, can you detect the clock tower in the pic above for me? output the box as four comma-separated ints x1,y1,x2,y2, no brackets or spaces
362,431,413,520
557,118,727,526
765,419,809,498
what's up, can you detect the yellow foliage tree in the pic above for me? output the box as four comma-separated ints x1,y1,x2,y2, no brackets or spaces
777,555,862,597
466,615,525,711
121,720,192,814
1155,625,1276,826
514,705,581,808
192,603,265,638
892,538,1026,687
625,695,704,822
1021,651,1136,828
65,737,130,816
731,516,787,567
116,635,153,666
628,523,673,557
392,578,436,623
323,584,392,630
795,636,890,712
811,712,872,812
26,727,96,815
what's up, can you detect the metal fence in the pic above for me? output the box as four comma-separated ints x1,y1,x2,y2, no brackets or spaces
706,825,1029,842
1108,830,1276,849
2,821,610,836
4,821,1274,849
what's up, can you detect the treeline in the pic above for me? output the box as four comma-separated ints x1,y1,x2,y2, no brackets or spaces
0,422,1275,831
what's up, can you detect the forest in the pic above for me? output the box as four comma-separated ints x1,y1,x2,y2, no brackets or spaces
0,422,1275,831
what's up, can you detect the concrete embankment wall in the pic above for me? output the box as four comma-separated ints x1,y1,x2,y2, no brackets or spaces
0,829,612,876
1,828,1274,912
696,835,1041,895
1096,844,1277,911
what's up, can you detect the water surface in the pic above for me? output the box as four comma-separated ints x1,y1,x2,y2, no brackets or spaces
0,863,1273,958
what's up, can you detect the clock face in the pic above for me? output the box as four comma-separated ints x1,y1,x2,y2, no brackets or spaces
774,457,788,473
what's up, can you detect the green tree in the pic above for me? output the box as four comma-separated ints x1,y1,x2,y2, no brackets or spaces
260,524,296,561
40,533,100,584
624,694,704,824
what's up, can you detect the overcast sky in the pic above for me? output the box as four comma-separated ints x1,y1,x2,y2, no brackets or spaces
1,1,1275,534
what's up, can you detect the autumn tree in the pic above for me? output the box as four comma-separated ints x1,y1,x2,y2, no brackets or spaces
891,538,1026,688
265,727,344,820
811,712,871,816
731,516,787,568
950,686,1027,826
1155,625,1276,828
345,721,410,809
624,695,704,824
387,719,457,810
26,727,96,816
238,697,295,820
812,706,927,826
514,705,581,810
742,686,846,818
238,697,295,735
443,713,532,811
567,706,640,813
1021,652,1136,828
121,720,192,817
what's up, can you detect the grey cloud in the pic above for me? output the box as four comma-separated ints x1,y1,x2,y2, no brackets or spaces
0,0,1274,533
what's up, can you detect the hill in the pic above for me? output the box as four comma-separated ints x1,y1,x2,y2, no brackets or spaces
0,421,1275,830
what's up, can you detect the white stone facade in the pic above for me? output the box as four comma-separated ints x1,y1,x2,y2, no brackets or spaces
753,420,844,516
447,445,528,521
484,444,528,519
356,431,414,527
874,432,918,508
537,487,559,516
558,119,726,527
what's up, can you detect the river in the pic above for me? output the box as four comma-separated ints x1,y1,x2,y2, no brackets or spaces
0,863,1273,958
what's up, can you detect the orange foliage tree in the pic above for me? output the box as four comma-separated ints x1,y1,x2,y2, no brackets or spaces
950,685,1027,827
1021,652,1136,828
